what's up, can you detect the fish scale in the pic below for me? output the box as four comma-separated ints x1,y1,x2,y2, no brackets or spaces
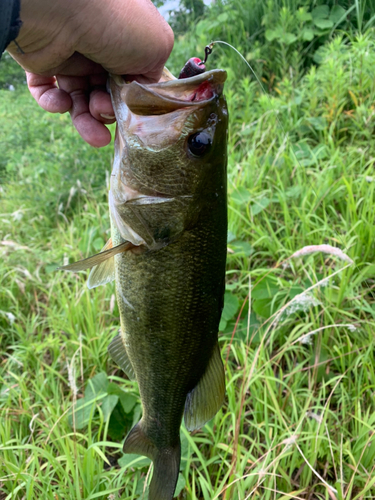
115,215,224,438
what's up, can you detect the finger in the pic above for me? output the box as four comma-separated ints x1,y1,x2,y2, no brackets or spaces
89,89,115,123
56,75,111,148
26,72,72,113
87,74,114,122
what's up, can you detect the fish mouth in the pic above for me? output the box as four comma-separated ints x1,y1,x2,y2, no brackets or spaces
109,69,227,116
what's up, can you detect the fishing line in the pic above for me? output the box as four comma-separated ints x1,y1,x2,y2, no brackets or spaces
205,40,360,317
207,40,297,167
210,40,268,96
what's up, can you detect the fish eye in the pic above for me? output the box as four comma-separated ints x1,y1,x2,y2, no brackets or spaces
187,131,212,157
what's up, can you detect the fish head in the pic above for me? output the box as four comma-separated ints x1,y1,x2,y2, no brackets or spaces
109,69,228,247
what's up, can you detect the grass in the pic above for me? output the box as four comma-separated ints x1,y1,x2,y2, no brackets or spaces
2,12,375,500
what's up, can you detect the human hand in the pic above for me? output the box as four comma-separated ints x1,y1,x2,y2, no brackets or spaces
7,0,174,147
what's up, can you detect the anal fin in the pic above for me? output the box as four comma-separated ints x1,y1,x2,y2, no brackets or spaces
184,342,225,431
108,333,136,380
123,420,156,458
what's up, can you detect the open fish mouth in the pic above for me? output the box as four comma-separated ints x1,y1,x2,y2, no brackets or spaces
108,68,227,155
109,69,227,116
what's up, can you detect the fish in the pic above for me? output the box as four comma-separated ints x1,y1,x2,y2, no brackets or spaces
60,66,228,499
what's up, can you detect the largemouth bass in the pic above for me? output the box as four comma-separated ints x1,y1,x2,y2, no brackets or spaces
62,67,228,499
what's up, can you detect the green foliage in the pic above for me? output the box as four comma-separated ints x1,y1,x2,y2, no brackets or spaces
152,0,167,7
169,0,206,35
0,52,25,89
2,4,375,499
68,373,137,440
261,1,348,80
168,0,375,86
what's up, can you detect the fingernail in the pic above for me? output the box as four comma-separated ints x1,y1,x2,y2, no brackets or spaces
100,113,115,120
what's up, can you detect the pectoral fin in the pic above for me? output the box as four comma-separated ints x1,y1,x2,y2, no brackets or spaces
87,238,115,289
108,334,136,380
58,240,133,272
184,343,225,431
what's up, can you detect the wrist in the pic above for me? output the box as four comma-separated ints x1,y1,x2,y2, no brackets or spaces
0,0,22,53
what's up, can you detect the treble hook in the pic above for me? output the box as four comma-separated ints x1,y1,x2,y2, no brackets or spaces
198,43,215,66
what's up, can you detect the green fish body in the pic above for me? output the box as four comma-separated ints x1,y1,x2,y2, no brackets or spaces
62,68,228,499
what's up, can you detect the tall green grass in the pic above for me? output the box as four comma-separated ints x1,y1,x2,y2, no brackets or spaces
2,4,375,499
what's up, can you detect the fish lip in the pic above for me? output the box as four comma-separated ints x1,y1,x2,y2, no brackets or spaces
110,69,227,112
112,69,226,88
149,68,227,91
150,69,227,103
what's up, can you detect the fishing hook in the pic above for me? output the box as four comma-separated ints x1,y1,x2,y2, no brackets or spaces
198,43,215,66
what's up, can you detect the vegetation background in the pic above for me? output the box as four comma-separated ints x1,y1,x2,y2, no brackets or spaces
2,0,375,498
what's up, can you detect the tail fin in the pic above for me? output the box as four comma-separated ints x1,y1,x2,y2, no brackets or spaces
123,421,181,500
149,445,181,500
